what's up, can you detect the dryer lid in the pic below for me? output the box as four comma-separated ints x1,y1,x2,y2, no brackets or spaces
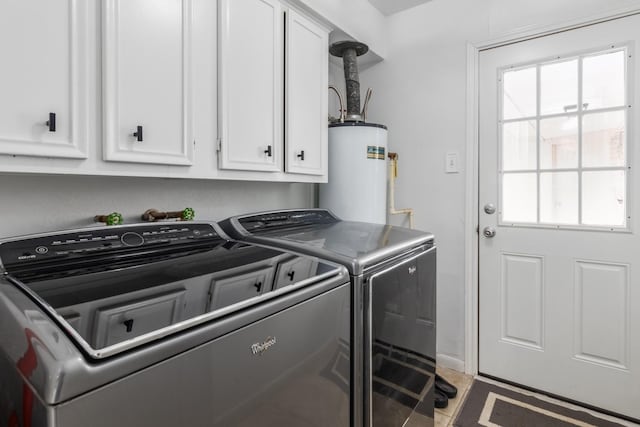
225,209,434,274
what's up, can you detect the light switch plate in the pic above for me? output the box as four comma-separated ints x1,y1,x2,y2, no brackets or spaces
445,151,459,173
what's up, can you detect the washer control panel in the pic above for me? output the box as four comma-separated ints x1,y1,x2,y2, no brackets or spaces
0,223,220,270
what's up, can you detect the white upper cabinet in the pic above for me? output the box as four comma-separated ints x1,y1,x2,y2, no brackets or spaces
218,0,329,177
218,0,283,172
0,0,89,159
285,9,328,176
0,0,329,182
102,0,193,165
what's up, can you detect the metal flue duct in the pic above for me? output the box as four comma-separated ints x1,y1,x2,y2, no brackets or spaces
329,41,369,122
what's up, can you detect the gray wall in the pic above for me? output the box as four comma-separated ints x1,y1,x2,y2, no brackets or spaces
0,174,313,238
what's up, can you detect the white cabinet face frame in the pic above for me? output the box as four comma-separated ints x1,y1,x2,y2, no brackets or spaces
217,0,284,172
0,0,89,159
285,9,328,176
102,0,194,165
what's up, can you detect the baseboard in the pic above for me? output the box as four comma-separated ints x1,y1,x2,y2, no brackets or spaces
436,353,465,372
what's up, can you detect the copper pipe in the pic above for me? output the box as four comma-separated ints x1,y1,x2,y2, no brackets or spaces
388,153,414,229
328,85,345,123
361,88,373,122
141,208,195,222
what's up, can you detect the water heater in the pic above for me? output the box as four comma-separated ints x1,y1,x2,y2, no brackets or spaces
319,123,388,224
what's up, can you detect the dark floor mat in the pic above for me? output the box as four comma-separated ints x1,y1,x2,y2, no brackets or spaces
453,379,626,427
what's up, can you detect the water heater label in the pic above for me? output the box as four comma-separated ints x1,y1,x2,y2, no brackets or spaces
367,146,385,160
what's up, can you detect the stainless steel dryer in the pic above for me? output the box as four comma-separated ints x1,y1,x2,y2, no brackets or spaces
0,222,351,427
220,209,437,427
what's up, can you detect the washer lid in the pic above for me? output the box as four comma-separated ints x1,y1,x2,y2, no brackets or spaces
0,223,343,359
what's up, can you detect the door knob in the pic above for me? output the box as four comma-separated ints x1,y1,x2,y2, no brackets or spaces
483,227,496,238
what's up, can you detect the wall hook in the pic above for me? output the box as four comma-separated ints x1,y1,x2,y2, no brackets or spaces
141,207,195,222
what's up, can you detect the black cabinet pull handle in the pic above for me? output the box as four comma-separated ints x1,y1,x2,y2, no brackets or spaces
123,319,134,333
133,125,143,142
46,113,56,132
264,145,272,157
296,150,305,161
287,271,295,281
254,281,262,292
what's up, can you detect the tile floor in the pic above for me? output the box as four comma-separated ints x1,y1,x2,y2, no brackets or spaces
434,366,474,427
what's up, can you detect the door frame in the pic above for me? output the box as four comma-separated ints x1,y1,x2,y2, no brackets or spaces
464,5,640,376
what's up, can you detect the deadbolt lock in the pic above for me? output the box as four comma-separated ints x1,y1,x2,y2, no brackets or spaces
484,203,496,215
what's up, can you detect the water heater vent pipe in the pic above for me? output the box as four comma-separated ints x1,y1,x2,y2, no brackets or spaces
388,152,414,229
329,41,369,122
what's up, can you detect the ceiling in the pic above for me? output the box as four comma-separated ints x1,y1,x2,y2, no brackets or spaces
367,0,432,16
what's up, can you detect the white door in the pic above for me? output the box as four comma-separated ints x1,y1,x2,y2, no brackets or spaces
218,0,283,172
285,9,328,176
479,14,640,420
102,0,193,166
0,0,89,159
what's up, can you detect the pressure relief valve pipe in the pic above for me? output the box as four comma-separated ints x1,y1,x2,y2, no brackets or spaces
388,152,415,229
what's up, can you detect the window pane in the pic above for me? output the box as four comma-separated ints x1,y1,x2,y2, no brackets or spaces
540,172,578,224
540,59,578,115
503,67,536,120
502,121,536,170
582,171,626,227
582,110,625,167
583,50,625,110
502,173,537,223
540,116,578,169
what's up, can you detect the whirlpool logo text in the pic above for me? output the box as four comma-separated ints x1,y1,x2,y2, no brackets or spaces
250,336,277,356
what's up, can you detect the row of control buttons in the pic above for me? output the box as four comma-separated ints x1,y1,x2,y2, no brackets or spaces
141,228,190,236
55,244,123,256
52,235,119,245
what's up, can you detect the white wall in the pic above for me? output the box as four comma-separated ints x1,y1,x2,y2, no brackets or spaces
0,175,312,238
359,0,640,368
293,0,387,57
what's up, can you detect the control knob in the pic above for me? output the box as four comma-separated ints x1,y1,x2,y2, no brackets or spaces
121,232,144,247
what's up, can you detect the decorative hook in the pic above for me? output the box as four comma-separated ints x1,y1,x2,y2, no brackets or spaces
94,212,124,226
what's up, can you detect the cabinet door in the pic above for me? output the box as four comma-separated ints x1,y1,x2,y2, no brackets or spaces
218,0,283,172
102,0,193,165
0,0,89,159
285,10,328,176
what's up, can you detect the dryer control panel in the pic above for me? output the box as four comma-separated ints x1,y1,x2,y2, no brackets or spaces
236,209,339,234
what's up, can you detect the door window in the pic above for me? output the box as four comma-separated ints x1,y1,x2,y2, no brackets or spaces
499,46,630,229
